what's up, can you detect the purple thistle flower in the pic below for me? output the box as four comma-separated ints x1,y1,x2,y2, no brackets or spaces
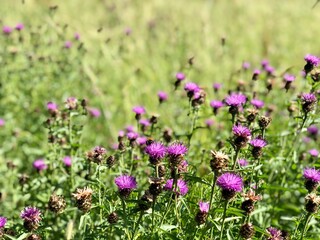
47,102,58,111
252,69,261,80
63,156,72,167
164,179,188,196
126,125,135,132
127,131,139,141
199,201,209,213
74,33,80,40
301,93,317,103
167,142,188,157
88,108,101,117
283,74,295,82
3,26,12,35
114,175,137,190
124,27,132,36
137,136,147,145
184,82,200,95
64,41,72,49
132,106,146,115
145,142,166,160
225,93,246,107
232,125,251,137
33,159,47,171
15,23,24,31
205,119,214,128
213,83,222,91
242,61,250,70
210,100,224,109
238,159,248,167
308,149,319,157
304,54,320,67
250,99,264,109
158,91,168,103
303,168,320,182
266,227,282,239
118,130,125,138
0,118,5,127
139,119,151,127
20,206,42,223
176,72,185,81
0,216,7,228
307,125,318,135
265,65,275,75
261,59,269,68
217,173,243,192
249,138,267,148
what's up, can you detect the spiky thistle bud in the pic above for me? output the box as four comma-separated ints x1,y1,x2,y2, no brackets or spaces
48,193,66,214
210,150,229,172
72,187,93,212
239,223,255,239
107,212,119,224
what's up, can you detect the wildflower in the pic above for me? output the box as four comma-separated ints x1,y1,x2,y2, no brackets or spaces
15,23,24,31
303,168,320,192
184,82,200,99
213,83,222,92
225,93,246,116
48,193,66,214
0,118,5,127
72,187,93,212
65,97,78,110
3,26,12,35
304,54,320,74
86,146,107,164
167,142,188,166
239,223,255,239
258,116,272,130
252,69,261,81
307,125,318,140
217,173,243,200
74,33,80,40
249,138,267,159
301,93,317,113
261,59,269,68
308,149,319,157
132,106,145,120
126,125,135,132
283,74,295,91
88,108,101,117
191,89,206,107
139,119,151,132
64,41,72,49
242,62,250,70
205,119,214,128
115,175,137,199
0,216,7,228
158,91,168,103
145,141,166,165
210,100,224,115
195,201,209,225
232,125,251,148
20,206,42,231
250,99,264,109
174,72,186,89
171,160,188,178
47,102,58,117
241,189,262,214
238,159,248,167
137,136,147,146
265,65,275,76
164,179,188,196
210,150,229,172
305,193,320,213
33,159,47,172
107,212,119,224
63,156,72,167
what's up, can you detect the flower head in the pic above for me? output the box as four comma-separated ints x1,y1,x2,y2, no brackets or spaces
242,62,250,70
176,72,185,81
225,93,246,107
114,175,137,190
47,102,58,111
3,26,12,35
72,187,93,212
139,119,151,127
132,106,145,115
205,119,214,127
217,173,243,192
164,179,188,196
250,138,267,148
64,41,72,49
88,108,101,117
210,100,224,109
261,59,269,68
137,136,147,145
265,65,275,75
20,207,42,223
304,54,320,67
33,159,47,171
63,156,72,167
301,93,317,103
0,118,5,126
232,125,251,137
250,99,264,109
127,131,139,140
308,149,319,157
74,32,80,40
158,91,168,102
283,74,295,82
0,216,7,228
266,227,282,240
238,159,248,167
199,201,209,213
303,168,320,182
307,125,318,135
145,142,167,161
184,82,200,94
167,142,188,157
213,83,222,91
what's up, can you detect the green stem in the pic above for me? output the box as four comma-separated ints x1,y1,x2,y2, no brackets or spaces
219,201,229,240
232,148,240,170
132,211,143,240
209,173,217,211
300,213,312,240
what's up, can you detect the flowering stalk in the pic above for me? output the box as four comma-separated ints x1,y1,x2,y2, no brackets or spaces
209,173,217,211
232,148,240,170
